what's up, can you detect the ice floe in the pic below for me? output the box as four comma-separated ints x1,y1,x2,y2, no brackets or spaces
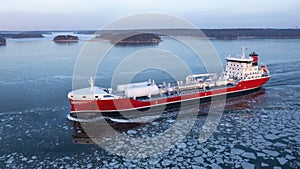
277,157,288,165
262,149,279,157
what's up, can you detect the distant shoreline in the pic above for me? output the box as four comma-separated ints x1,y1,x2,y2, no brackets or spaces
78,28,300,40
1,29,300,40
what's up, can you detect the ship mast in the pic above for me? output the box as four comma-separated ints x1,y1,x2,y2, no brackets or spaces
241,47,247,58
89,76,94,91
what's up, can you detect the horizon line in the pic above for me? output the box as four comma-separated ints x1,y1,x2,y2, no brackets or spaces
1,27,300,32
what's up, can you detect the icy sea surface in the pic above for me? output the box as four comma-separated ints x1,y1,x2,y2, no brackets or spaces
0,34,299,168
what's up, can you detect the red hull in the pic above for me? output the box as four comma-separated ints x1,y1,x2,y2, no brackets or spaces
69,76,270,113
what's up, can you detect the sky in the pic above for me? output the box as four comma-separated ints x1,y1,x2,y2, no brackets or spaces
0,0,299,30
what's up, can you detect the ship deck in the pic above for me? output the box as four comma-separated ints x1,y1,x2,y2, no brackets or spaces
112,83,235,102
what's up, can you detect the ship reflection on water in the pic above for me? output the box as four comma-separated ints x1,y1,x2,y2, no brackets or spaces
72,121,143,145
72,89,266,145
224,88,266,111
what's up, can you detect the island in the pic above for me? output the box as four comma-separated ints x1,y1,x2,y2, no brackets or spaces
0,37,6,45
1,32,44,39
11,33,44,39
53,35,79,43
96,32,162,45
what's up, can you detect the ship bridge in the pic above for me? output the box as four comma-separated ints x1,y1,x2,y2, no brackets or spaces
225,48,264,80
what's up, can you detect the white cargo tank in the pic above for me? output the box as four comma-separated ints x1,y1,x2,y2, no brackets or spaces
117,82,149,92
215,80,227,86
125,85,159,98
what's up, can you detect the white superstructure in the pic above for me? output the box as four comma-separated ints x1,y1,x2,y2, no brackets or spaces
225,48,266,80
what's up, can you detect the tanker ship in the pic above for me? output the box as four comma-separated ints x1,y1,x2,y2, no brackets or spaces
68,48,270,118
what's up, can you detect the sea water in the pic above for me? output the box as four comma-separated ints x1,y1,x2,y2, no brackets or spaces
0,33,299,168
